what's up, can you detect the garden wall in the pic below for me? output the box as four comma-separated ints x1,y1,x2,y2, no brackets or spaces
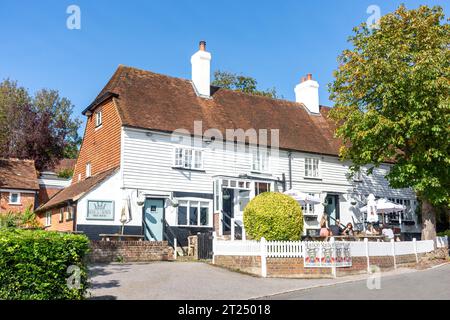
89,240,174,263
214,253,430,278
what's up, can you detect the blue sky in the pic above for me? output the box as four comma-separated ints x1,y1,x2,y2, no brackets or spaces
0,0,447,134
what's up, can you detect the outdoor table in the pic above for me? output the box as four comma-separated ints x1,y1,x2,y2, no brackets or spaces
99,234,145,241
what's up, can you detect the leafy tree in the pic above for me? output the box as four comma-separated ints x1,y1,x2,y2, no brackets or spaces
212,70,279,99
0,80,81,170
328,5,449,240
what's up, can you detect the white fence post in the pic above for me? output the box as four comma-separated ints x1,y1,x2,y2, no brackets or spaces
413,238,418,263
330,237,337,278
391,239,397,269
261,237,267,278
231,218,235,241
364,238,370,273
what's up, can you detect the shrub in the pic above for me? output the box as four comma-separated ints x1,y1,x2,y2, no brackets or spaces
243,192,303,241
0,206,42,229
0,229,90,300
437,230,450,238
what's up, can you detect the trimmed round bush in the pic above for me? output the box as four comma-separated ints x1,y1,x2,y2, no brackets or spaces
243,192,303,241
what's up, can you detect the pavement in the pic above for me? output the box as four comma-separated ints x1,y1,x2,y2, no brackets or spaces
88,261,449,300
259,263,450,300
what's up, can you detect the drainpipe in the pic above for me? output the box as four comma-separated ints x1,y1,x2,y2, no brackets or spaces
288,151,293,190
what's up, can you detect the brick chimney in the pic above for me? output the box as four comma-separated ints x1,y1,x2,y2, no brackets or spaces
295,73,320,114
191,41,211,97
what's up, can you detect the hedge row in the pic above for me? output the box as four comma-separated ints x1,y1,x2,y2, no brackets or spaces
0,229,90,300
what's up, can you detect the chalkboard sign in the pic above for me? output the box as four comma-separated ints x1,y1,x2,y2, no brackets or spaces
87,200,114,220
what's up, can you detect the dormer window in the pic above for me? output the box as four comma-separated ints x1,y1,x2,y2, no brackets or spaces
95,110,102,128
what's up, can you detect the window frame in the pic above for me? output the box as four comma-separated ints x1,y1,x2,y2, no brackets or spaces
176,200,211,227
66,206,74,221
95,110,102,128
8,192,21,205
86,162,91,178
45,211,52,227
59,207,64,223
173,147,204,171
304,157,321,179
251,149,270,173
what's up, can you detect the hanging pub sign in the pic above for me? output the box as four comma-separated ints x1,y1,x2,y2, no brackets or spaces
304,241,352,268
87,200,115,220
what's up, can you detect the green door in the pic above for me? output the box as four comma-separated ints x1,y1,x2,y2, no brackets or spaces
144,199,165,241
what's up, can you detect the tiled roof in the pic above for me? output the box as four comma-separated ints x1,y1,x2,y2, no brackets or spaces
89,65,342,156
0,159,39,190
36,167,118,212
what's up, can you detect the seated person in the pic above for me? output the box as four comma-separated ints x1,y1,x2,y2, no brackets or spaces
342,223,355,236
381,226,395,239
366,223,379,235
329,219,342,236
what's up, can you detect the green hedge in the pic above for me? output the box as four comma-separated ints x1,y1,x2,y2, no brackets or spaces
437,230,450,238
243,192,303,241
0,229,90,300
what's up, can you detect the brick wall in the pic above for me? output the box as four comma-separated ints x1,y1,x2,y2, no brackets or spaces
37,206,75,232
214,253,429,278
0,191,36,214
214,255,262,276
88,241,174,263
72,99,122,183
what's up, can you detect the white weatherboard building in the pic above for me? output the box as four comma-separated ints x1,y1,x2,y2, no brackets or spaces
37,42,421,245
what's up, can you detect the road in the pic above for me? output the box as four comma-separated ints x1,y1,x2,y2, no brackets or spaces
259,263,450,300
89,261,449,300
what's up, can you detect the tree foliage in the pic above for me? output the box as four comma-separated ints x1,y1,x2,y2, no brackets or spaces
212,70,279,99
329,5,449,205
0,80,81,170
328,5,449,239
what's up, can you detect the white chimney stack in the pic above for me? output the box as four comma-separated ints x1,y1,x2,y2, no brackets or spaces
294,74,320,114
191,40,211,97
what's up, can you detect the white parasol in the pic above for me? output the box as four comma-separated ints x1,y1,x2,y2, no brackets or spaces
283,190,322,205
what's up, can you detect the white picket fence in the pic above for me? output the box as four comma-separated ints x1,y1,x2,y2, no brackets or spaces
213,236,443,277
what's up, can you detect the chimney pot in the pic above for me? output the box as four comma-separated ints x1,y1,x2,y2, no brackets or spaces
199,41,206,51
307,73,313,81
301,77,307,83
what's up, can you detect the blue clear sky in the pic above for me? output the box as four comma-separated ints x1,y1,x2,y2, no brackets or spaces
0,0,447,134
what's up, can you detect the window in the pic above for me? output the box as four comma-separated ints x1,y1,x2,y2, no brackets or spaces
173,148,203,170
177,200,210,227
59,208,64,223
86,162,91,178
66,206,74,221
252,149,270,172
9,192,20,204
301,194,316,215
95,110,102,127
305,158,320,178
45,212,52,227
255,182,271,196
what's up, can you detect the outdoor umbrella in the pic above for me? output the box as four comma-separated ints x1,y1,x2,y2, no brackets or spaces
283,189,321,205
120,196,132,235
360,197,406,224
